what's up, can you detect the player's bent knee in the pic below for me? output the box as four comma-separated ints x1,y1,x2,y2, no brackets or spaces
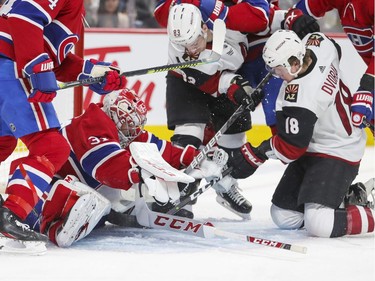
270,204,304,229
304,203,336,238
22,129,71,173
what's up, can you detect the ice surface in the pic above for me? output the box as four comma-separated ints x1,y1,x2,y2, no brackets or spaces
1,147,374,281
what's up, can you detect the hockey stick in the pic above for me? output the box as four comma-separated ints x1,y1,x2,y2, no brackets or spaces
57,20,226,90
362,118,374,133
134,193,307,254
167,167,232,215
166,73,273,215
185,71,273,175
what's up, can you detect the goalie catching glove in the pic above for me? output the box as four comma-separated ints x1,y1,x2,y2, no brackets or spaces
78,59,126,95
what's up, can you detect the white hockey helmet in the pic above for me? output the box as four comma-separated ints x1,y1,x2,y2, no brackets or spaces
167,4,204,47
103,89,147,148
262,30,306,76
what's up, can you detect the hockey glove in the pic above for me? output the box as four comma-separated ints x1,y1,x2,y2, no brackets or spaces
180,0,228,27
225,143,267,179
23,54,59,103
140,168,180,205
188,147,228,182
282,8,320,39
351,88,373,128
78,59,126,95
344,182,370,207
227,76,264,111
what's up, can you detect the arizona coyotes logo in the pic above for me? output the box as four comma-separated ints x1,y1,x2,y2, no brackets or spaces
306,34,324,47
284,84,299,102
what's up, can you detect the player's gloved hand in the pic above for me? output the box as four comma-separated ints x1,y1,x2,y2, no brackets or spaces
351,88,373,128
188,147,228,182
225,143,267,179
344,182,369,207
281,8,320,39
180,0,228,26
140,168,181,206
227,76,264,111
79,59,126,95
23,53,59,103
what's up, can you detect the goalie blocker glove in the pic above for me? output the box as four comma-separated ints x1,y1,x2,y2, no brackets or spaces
282,8,320,39
227,76,264,111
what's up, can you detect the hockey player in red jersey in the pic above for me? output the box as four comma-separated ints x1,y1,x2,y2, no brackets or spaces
37,89,228,247
237,30,373,238
286,0,374,131
0,0,125,254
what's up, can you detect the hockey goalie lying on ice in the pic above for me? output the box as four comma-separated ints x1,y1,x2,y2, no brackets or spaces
0,89,229,253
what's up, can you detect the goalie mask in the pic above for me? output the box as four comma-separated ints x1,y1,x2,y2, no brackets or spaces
103,89,147,148
167,4,205,48
262,30,306,77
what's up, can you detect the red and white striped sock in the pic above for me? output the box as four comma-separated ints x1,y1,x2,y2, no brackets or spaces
346,205,374,235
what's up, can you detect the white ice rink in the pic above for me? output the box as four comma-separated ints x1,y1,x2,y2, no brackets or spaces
1,147,374,281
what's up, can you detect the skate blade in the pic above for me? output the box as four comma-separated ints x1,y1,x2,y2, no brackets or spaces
216,197,251,220
0,236,47,255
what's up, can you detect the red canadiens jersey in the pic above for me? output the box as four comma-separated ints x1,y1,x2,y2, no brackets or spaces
270,33,366,164
0,0,85,80
58,103,193,190
155,0,271,33
295,0,374,77
154,1,280,63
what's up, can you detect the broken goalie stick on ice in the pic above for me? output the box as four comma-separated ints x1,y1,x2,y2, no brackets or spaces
58,19,226,90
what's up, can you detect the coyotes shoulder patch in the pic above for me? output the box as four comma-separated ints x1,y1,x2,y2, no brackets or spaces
306,34,324,47
284,84,299,102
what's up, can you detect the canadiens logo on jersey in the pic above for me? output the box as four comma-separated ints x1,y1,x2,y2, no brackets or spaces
343,26,373,57
284,84,299,102
306,34,324,47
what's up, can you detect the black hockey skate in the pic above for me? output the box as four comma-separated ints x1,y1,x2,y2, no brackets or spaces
0,206,48,242
216,185,252,220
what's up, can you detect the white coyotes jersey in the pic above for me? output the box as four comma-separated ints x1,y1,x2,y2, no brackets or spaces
168,29,248,96
274,33,366,163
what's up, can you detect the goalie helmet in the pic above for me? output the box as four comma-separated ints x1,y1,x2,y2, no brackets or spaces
167,4,204,47
103,89,147,148
262,30,306,76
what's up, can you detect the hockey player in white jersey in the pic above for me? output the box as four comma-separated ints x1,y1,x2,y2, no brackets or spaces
230,29,374,237
162,3,265,219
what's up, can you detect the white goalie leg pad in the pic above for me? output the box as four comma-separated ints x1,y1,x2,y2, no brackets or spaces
55,176,111,247
270,204,304,229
